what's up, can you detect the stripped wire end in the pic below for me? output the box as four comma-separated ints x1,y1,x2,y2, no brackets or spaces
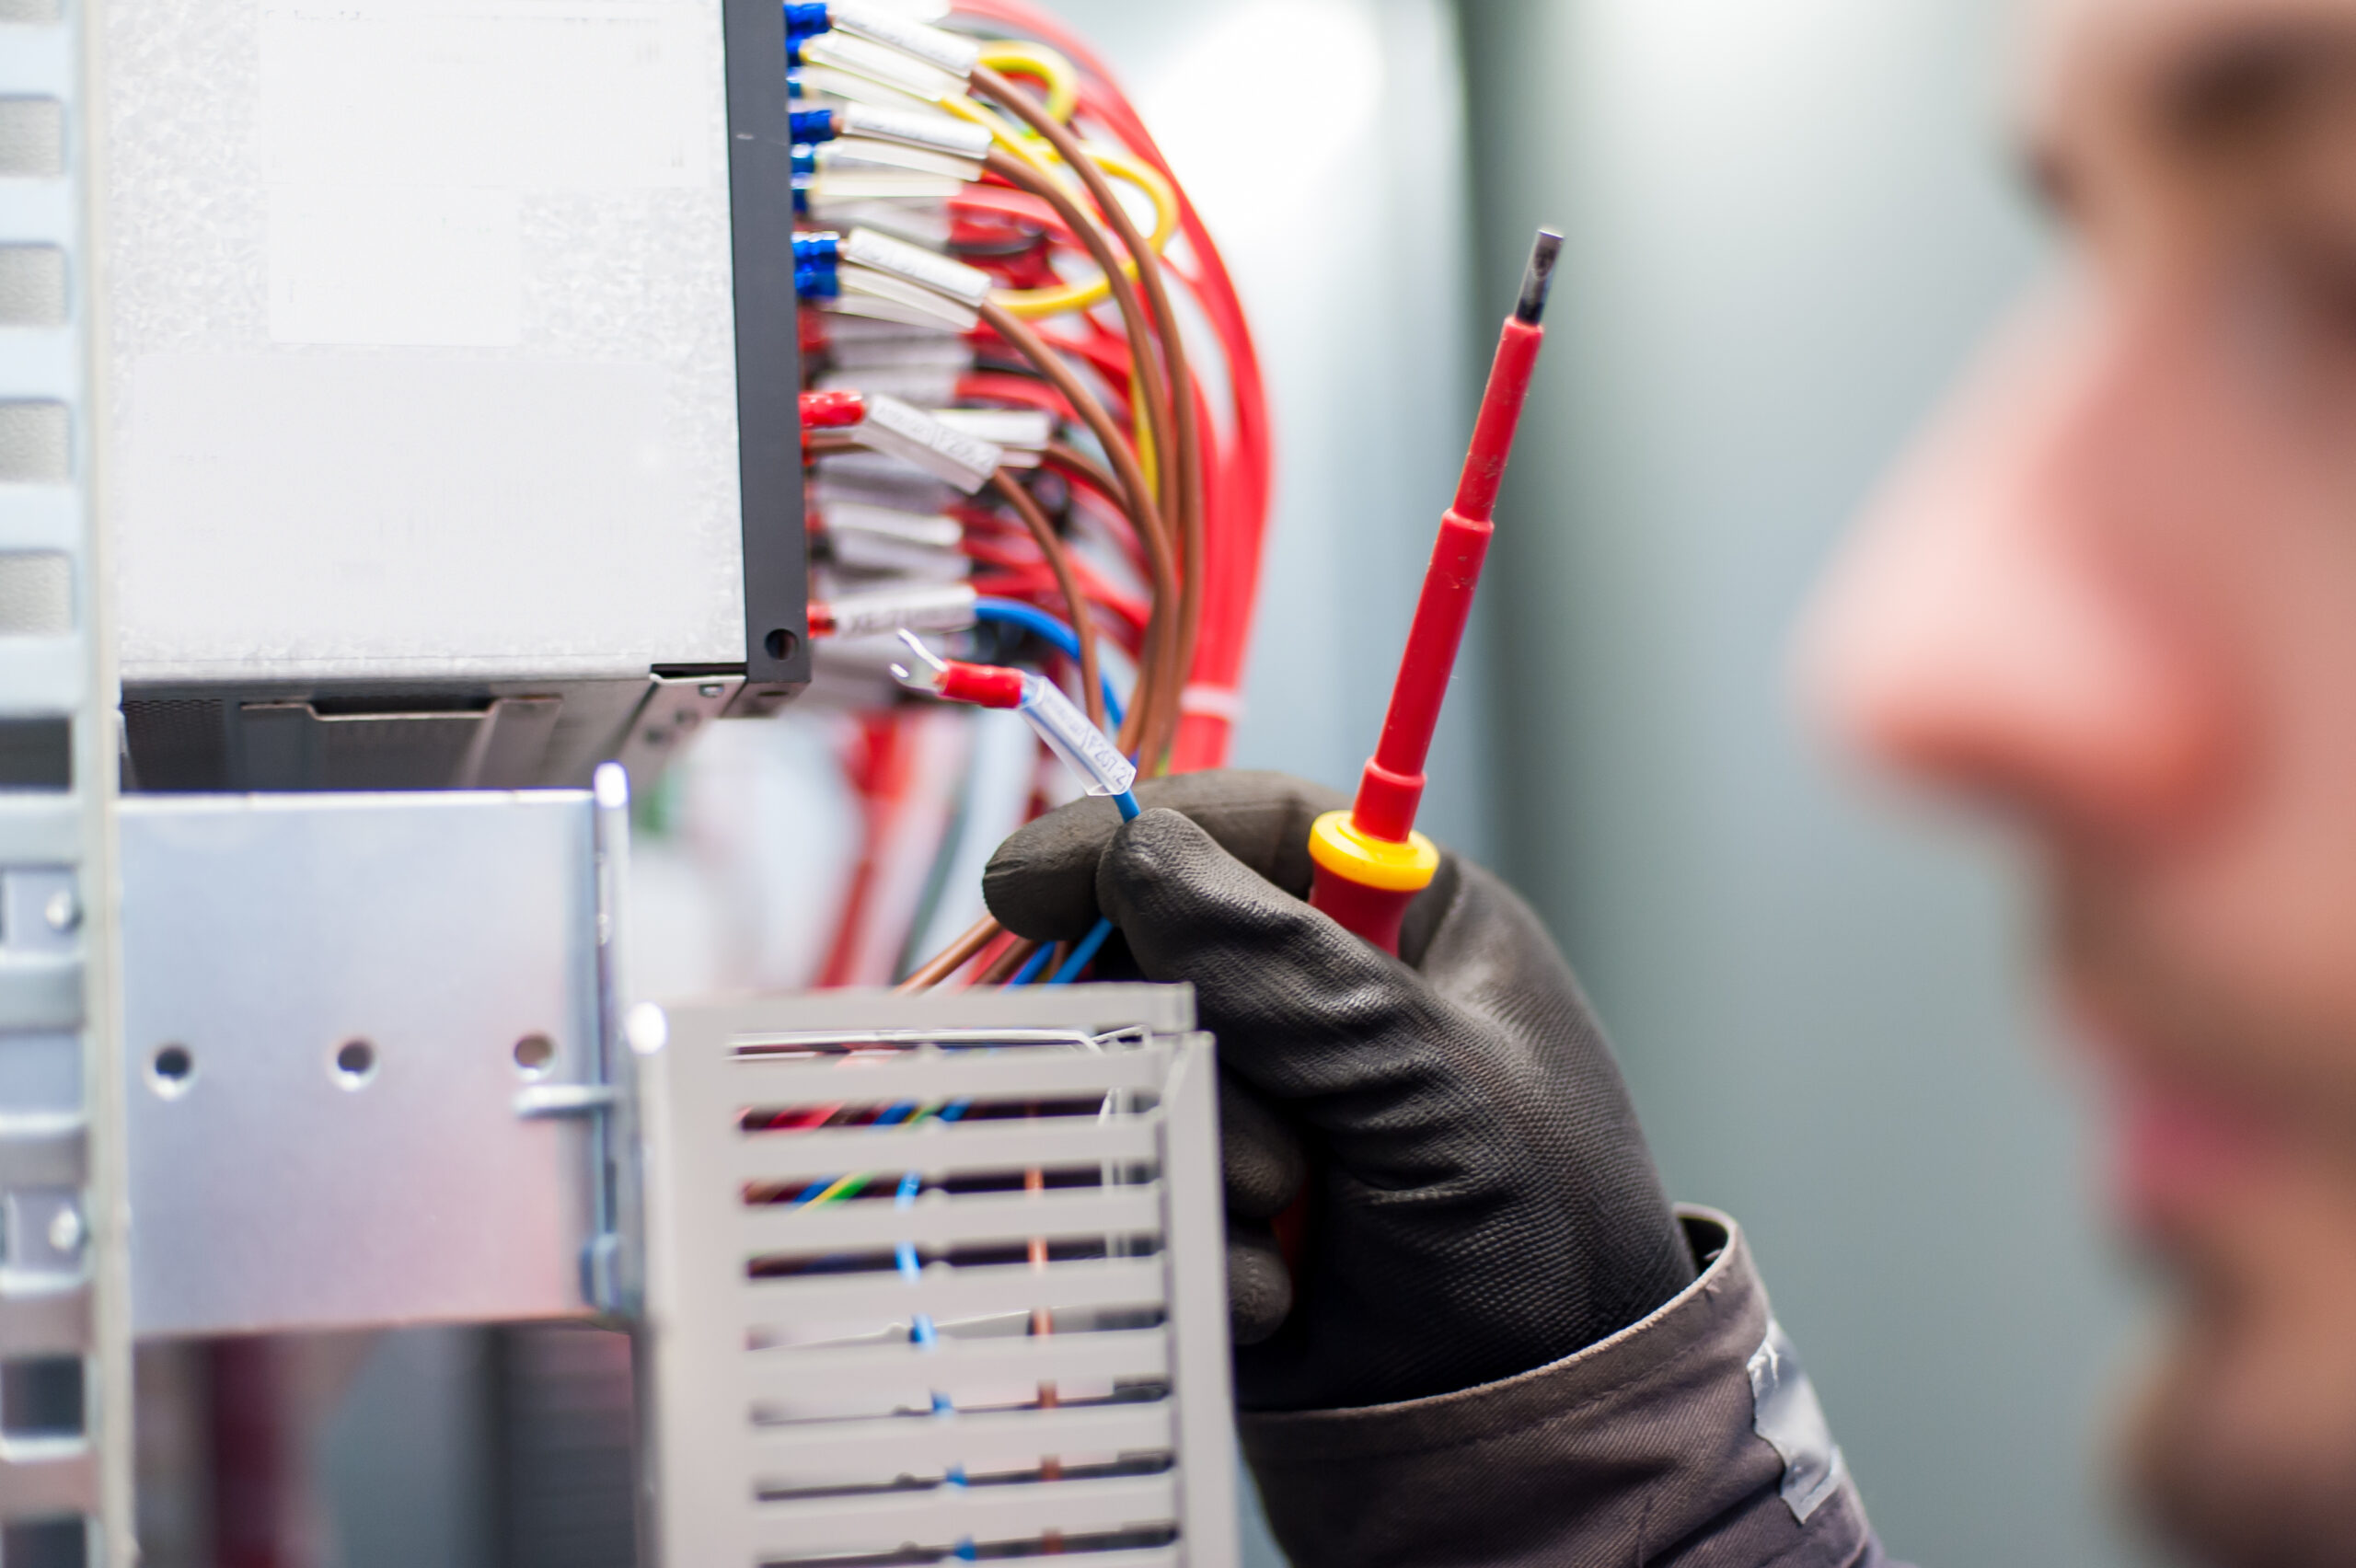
1514,228,1564,327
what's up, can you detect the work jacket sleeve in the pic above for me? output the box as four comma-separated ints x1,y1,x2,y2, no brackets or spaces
1237,1207,1901,1568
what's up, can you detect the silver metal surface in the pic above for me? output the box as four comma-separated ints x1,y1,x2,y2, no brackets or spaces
637,985,1238,1568
118,790,608,1335
100,0,749,691
0,0,134,1554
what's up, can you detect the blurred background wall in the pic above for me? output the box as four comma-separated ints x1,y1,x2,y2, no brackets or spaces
1458,2,2145,1565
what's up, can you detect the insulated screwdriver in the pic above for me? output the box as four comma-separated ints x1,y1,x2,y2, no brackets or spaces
1307,227,1562,953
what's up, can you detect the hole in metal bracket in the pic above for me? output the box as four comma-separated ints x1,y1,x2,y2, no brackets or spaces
331,1038,376,1090
148,1043,194,1098
513,1032,556,1077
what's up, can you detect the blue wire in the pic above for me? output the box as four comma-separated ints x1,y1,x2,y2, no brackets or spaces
973,597,1126,727
1006,792,1138,989
1049,917,1116,985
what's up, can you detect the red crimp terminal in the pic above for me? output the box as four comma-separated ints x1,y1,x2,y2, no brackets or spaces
807,600,837,638
798,388,867,430
937,660,1025,709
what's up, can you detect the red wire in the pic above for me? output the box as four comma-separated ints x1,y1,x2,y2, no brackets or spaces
951,0,1275,768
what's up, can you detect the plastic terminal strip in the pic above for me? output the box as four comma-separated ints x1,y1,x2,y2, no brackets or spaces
891,633,1138,801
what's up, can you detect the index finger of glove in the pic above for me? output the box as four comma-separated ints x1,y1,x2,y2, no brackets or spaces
983,770,1345,943
1098,809,1447,1109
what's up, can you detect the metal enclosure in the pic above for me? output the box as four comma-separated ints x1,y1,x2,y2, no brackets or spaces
100,0,812,791
637,986,1240,1568
116,790,617,1336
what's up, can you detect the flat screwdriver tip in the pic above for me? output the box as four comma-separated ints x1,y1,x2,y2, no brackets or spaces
1515,228,1564,325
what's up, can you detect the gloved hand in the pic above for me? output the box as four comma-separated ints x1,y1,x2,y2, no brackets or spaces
984,769,1695,1412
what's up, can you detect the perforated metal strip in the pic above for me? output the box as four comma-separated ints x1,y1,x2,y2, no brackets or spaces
0,0,132,1558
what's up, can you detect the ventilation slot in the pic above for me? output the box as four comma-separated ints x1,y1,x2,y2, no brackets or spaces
644,1001,1230,1568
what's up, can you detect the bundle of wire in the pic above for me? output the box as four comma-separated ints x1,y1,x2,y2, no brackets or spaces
791,0,1271,991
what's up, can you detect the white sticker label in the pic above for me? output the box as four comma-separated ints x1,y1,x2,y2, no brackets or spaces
828,584,976,639
854,391,1003,492
799,31,958,103
932,409,1052,451
269,185,522,347
824,500,962,550
842,101,994,160
260,0,714,190
1022,675,1135,798
844,226,993,308
829,0,980,75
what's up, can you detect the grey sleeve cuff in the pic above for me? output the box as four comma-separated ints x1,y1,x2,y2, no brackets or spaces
1237,1207,1883,1568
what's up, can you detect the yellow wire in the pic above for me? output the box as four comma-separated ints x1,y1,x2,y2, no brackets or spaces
996,146,1179,321
933,92,1179,320
809,1171,868,1205
976,40,1079,124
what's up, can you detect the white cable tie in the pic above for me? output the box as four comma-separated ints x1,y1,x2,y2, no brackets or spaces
826,583,978,640
800,32,958,102
829,0,981,77
842,101,994,161
850,392,1003,492
844,225,992,309
1178,684,1246,723
1020,674,1136,801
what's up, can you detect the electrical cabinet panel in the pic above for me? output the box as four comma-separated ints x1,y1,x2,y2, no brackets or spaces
101,0,810,790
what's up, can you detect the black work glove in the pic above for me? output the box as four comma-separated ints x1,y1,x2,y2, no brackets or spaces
984,769,1695,1412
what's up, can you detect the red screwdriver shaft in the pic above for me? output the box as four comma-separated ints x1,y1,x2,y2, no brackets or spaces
1308,228,1562,952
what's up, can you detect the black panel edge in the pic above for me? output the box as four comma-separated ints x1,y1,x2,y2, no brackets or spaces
721,0,811,714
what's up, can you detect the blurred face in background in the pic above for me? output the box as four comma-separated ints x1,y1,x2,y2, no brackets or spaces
1803,0,2356,1562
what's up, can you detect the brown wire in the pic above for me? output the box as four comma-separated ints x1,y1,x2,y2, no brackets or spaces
975,935,1037,985
980,144,1181,534
979,300,1180,761
991,470,1107,733
895,912,999,993
971,64,1206,766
